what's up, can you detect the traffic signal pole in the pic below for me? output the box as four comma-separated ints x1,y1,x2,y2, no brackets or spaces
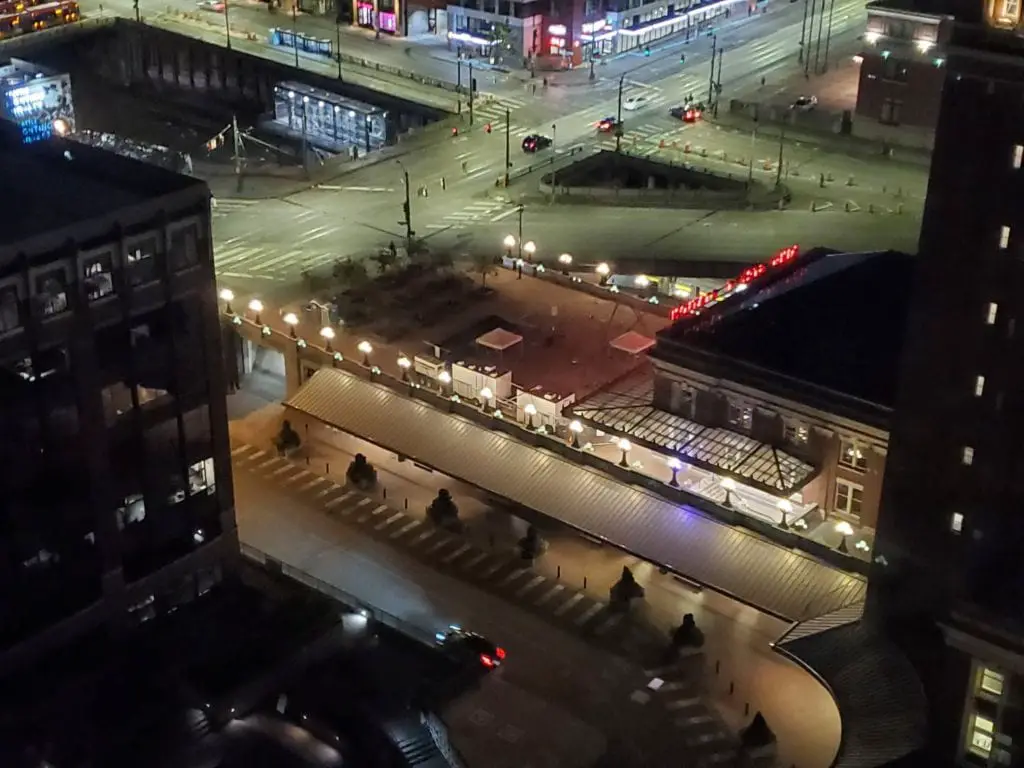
707,34,717,105
504,108,511,187
615,75,624,153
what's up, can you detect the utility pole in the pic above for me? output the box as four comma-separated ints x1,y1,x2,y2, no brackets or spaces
798,0,810,64
468,63,474,126
398,161,414,252
292,1,299,68
335,21,342,80
517,204,524,261
813,0,826,76
775,122,786,188
804,0,816,76
615,75,625,153
822,0,837,72
504,108,511,187
224,0,232,49
713,48,723,118
748,107,757,184
456,59,462,114
549,123,557,202
707,34,717,105
232,114,244,193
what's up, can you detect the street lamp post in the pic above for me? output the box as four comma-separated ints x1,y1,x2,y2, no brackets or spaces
358,340,373,366
320,326,335,352
776,121,787,188
721,477,736,507
618,439,632,467
569,419,583,448
503,234,516,257
397,160,413,252
798,0,811,65
223,0,232,49
549,123,558,202
219,288,235,315
468,62,474,126
335,20,343,80
524,402,537,430
822,0,838,72
707,35,717,105
504,107,511,187
558,253,572,275
517,204,524,261
283,312,299,337
523,240,536,262
596,262,610,285
397,355,412,382
615,75,625,153
248,298,263,325
668,457,682,487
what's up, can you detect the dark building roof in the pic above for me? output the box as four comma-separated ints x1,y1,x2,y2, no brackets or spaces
0,119,204,250
655,250,915,415
868,0,976,21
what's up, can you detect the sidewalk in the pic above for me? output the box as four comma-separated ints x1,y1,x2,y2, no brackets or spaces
231,402,843,768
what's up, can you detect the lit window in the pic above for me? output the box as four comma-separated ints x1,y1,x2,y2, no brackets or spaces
979,667,1005,697
838,440,868,472
968,714,994,759
1014,144,1024,169
835,479,864,517
951,512,964,533
784,423,809,445
189,458,217,496
986,302,999,325
974,375,986,396
1000,225,1011,249
962,446,975,465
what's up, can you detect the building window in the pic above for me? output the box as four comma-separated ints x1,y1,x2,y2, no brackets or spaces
978,667,1005,697
838,440,868,471
169,221,201,272
785,422,809,446
880,98,903,125
188,458,216,496
1000,226,1011,249
835,478,864,516
974,375,986,396
1013,144,1023,169
962,446,975,465
986,302,999,325
967,713,995,759
951,511,964,533
882,56,909,81
726,402,753,432
82,251,115,302
33,267,70,317
995,0,1020,22
125,236,159,287
0,283,22,334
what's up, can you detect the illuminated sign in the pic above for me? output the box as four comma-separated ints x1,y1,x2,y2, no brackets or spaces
19,118,54,144
6,84,47,118
669,245,800,321
582,19,605,34
548,24,567,35
378,10,396,31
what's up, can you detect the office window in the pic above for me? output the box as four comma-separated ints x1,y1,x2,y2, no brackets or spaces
726,402,753,432
967,714,995,759
188,458,216,496
962,446,975,465
169,221,201,272
880,98,903,125
33,267,69,317
986,302,999,325
125,235,159,287
785,423,809,446
978,667,1005,697
951,511,964,533
1000,226,1011,249
82,251,115,302
838,440,868,471
0,283,22,334
974,375,986,396
996,0,1020,22
834,479,864,516
1013,144,1024,169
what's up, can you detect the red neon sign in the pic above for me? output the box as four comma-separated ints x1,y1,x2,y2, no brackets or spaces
669,244,799,322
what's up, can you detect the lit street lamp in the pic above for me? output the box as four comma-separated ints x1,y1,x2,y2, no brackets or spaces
667,457,682,487
524,402,537,430
569,419,583,448
618,438,632,467
357,340,373,366
397,355,412,382
438,370,452,393
320,326,335,352
503,234,516,256
558,252,573,275
247,298,263,325
777,499,793,529
523,240,536,262
219,288,235,314
721,477,736,507
479,387,494,411
836,521,854,553
595,262,610,285
283,312,299,338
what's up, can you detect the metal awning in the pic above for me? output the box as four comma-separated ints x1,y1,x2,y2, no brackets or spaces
572,376,817,494
285,368,865,621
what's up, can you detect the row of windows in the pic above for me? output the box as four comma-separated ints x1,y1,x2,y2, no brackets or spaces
964,665,1010,763
0,219,203,335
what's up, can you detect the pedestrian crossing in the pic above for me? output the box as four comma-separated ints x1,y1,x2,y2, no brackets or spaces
231,442,737,759
210,197,261,219
427,199,510,230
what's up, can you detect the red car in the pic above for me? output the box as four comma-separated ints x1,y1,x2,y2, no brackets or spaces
597,116,621,133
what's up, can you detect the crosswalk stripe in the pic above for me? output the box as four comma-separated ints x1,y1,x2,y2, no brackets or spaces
296,477,327,493
324,491,355,509
375,511,405,530
410,530,435,546
281,470,313,485
461,551,489,571
441,543,472,563
231,445,256,457
676,713,715,726
479,560,506,578
593,613,623,636
390,519,421,539
237,448,265,463
667,696,702,710
574,602,604,626
534,584,564,606
554,593,584,616
498,568,529,587
255,457,279,471
514,574,545,597
425,536,453,554
314,484,338,499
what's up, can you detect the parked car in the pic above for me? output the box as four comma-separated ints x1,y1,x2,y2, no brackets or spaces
623,94,649,111
791,95,818,112
597,116,621,133
522,134,552,153
197,0,225,11
669,103,704,122
435,625,506,669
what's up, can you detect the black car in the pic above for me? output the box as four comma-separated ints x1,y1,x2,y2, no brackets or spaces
435,625,506,669
669,103,704,122
522,134,552,152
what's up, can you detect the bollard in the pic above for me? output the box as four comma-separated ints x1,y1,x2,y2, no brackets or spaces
403,498,408,509
897,186,903,198
326,462,330,474
819,173,826,188
729,681,735,695
583,576,588,590
382,487,387,500
869,203,875,214
847,175,855,186
715,660,720,674
882,185,887,194
844,201,851,212
810,201,816,212
744,702,750,716
306,456,310,465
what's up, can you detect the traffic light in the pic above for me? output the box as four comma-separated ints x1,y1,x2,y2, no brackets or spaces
644,46,651,57
451,127,459,137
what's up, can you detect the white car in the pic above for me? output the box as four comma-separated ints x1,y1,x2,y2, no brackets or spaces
791,95,818,112
623,95,649,111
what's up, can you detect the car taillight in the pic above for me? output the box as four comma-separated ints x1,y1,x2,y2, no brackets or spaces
480,654,495,668
495,647,506,660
